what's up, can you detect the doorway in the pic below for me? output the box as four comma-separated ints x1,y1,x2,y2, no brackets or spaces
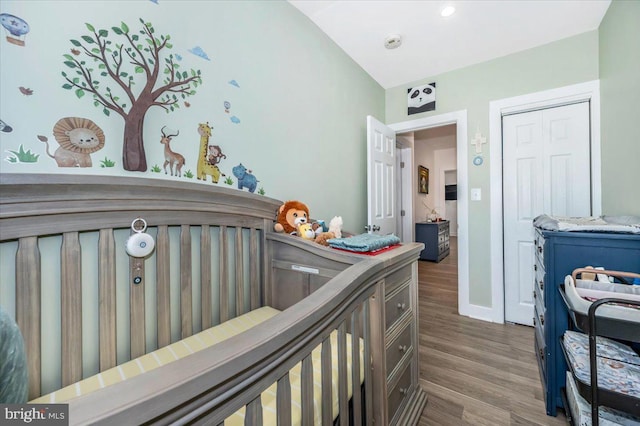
400,125,457,227
388,110,472,319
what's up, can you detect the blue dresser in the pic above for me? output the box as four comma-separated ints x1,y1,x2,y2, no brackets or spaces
533,228,640,416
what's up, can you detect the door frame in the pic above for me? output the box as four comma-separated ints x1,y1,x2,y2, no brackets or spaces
489,80,602,323
397,143,413,243
389,110,472,318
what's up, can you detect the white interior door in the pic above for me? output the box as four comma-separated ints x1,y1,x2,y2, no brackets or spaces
366,115,396,235
503,102,591,325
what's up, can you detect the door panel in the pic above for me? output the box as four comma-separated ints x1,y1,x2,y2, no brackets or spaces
503,102,590,325
367,116,396,235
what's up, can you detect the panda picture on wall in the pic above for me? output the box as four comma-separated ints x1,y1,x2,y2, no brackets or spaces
407,82,436,115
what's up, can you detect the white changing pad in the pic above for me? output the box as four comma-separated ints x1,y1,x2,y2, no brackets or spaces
564,275,640,323
534,215,640,234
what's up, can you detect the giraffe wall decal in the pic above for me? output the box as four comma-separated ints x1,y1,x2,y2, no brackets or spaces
196,122,224,183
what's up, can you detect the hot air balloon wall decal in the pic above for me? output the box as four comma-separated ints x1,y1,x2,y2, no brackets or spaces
60,19,204,172
0,13,30,46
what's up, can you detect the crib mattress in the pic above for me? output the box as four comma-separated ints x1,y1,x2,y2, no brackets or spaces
566,372,640,425
563,330,640,398
31,306,282,403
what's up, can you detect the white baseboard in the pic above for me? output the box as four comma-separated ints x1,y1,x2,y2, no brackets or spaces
459,303,500,323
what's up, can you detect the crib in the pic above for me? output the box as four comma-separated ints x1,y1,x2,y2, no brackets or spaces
0,173,426,425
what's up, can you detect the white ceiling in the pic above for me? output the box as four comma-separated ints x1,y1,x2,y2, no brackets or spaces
289,0,611,89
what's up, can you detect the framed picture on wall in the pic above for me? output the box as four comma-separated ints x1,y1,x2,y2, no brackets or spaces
418,165,429,194
408,82,436,115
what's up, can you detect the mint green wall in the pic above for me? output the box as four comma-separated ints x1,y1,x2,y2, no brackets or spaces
0,0,384,231
386,32,599,307
599,0,640,215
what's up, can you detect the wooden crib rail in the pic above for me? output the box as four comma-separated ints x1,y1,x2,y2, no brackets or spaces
0,173,280,240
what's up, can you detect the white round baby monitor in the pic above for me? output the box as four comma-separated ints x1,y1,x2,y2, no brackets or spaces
125,218,155,258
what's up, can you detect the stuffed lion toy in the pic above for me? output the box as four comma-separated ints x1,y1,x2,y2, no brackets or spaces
274,201,309,235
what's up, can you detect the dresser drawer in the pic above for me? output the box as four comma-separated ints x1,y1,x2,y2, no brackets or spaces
534,275,544,318
534,327,546,384
387,359,413,424
386,322,413,377
535,255,545,299
385,281,411,331
384,265,411,294
534,230,545,264
533,303,545,331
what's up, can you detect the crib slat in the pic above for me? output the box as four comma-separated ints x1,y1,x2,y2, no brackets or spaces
350,307,362,426
180,225,192,338
250,228,260,310
338,322,348,426
363,299,373,423
235,227,244,316
98,229,117,371
219,226,229,323
130,256,146,359
201,225,212,329
262,218,272,307
301,354,314,425
156,225,171,348
245,395,263,425
321,336,332,425
277,373,292,426
61,232,82,387
15,236,41,399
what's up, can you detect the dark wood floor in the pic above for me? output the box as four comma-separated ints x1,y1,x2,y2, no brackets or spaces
417,237,566,425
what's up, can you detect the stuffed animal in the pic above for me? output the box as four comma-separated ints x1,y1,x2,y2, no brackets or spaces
297,222,316,240
314,216,343,246
328,216,343,238
314,231,335,246
274,200,310,235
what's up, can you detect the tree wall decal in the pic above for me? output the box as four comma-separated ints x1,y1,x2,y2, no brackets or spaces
61,18,203,171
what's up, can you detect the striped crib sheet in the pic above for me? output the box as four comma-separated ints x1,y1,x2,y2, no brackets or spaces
31,306,281,404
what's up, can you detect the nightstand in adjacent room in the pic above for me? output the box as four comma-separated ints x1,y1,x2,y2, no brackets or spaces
415,221,450,262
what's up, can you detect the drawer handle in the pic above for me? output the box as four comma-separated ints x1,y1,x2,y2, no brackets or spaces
539,280,544,291
540,314,544,325
399,387,408,396
398,345,408,353
534,264,537,271
533,317,536,327
539,348,544,361
397,303,406,310
538,246,542,254
533,291,536,299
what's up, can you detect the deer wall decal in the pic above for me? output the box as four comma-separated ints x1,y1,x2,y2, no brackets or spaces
160,126,185,177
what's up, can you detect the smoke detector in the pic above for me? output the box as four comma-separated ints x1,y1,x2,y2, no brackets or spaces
384,34,402,50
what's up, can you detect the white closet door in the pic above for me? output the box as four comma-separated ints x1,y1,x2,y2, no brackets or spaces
503,102,591,325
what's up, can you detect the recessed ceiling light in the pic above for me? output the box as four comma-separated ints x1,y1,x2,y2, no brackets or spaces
384,34,402,50
441,6,456,17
